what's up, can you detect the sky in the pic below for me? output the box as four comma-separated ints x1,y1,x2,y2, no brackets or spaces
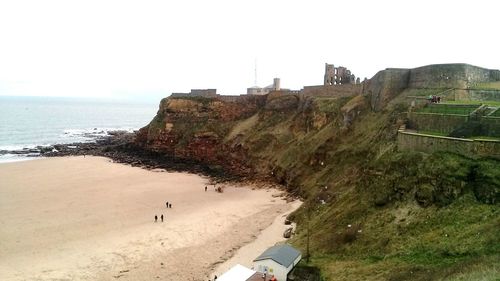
0,0,498,101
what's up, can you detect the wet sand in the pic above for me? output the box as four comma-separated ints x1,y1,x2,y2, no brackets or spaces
0,156,298,280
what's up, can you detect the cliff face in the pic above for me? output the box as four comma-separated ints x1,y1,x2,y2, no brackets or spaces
135,95,266,175
135,64,500,280
136,63,500,176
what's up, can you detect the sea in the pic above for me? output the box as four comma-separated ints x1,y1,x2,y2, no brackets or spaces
0,96,159,163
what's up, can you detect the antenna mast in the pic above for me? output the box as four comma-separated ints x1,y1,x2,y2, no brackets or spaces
254,58,258,86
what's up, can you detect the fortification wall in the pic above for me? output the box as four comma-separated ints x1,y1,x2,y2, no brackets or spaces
170,89,217,98
217,95,242,103
467,90,500,101
191,89,217,97
481,117,500,137
302,84,362,98
408,64,493,89
170,93,190,98
408,113,469,134
397,131,500,158
491,70,500,81
427,89,500,102
363,68,410,111
464,64,493,84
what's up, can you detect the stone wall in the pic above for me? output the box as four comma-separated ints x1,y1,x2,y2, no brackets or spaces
481,117,500,137
408,112,469,134
363,68,410,111
464,64,495,85
302,84,362,98
190,89,217,97
171,89,217,98
217,95,242,103
467,90,500,101
408,64,492,89
397,131,500,158
491,70,500,81
407,111,500,137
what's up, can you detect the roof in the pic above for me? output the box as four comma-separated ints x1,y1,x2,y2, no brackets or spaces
253,244,301,268
217,264,255,281
247,272,276,281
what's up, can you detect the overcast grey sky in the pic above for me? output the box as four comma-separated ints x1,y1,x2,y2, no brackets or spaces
0,0,498,101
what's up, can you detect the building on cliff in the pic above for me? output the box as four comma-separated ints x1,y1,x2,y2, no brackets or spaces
171,89,217,98
247,78,281,95
324,63,361,85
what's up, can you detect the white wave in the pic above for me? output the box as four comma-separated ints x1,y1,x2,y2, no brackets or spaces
0,154,41,164
0,127,138,152
61,127,136,139
0,144,52,151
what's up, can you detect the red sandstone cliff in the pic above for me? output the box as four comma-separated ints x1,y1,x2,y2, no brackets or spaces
135,95,267,175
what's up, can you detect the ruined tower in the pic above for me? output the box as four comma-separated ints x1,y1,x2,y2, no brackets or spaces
324,63,336,85
324,63,357,85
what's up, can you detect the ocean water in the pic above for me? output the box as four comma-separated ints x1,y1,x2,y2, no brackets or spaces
0,96,158,163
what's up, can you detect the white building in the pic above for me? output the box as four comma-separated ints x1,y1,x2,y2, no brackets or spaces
217,264,276,281
217,264,256,281
253,244,302,281
247,78,281,95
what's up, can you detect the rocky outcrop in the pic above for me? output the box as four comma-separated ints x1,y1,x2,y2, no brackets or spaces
134,63,500,180
340,95,369,129
135,95,266,176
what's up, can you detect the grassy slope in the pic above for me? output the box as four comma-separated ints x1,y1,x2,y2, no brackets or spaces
224,95,499,280
470,81,500,90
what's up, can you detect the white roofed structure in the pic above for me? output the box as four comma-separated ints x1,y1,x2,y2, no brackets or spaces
217,264,256,281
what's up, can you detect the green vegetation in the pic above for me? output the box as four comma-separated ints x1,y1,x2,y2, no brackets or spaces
445,100,500,107
469,81,500,90
150,94,500,280
416,104,480,115
235,97,500,280
417,131,450,137
415,131,500,141
489,109,500,117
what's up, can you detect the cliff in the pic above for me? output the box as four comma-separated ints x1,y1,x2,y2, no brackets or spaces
135,64,499,280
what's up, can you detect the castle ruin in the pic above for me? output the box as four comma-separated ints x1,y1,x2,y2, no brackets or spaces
324,63,359,85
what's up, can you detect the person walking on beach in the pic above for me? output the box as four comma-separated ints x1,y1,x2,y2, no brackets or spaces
169,203,172,208
205,186,207,192
166,201,168,208
154,215,158,222
161,214,164,222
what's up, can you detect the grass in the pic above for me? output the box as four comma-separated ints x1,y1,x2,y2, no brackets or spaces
295,190,500,280
470,136,500,141
146,95,500,281
416,104,480,115
417,131,450,137
489,108,500,117
414,131,500,141
224,113,259,141
445,100,500,107
443,258,500,281
469,81,500,90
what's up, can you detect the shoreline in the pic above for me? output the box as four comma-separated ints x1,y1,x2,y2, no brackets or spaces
0,131,247,182
0,156,300,280
211,200,302,278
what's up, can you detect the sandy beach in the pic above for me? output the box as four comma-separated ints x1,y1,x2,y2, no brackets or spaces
0,156,299,280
